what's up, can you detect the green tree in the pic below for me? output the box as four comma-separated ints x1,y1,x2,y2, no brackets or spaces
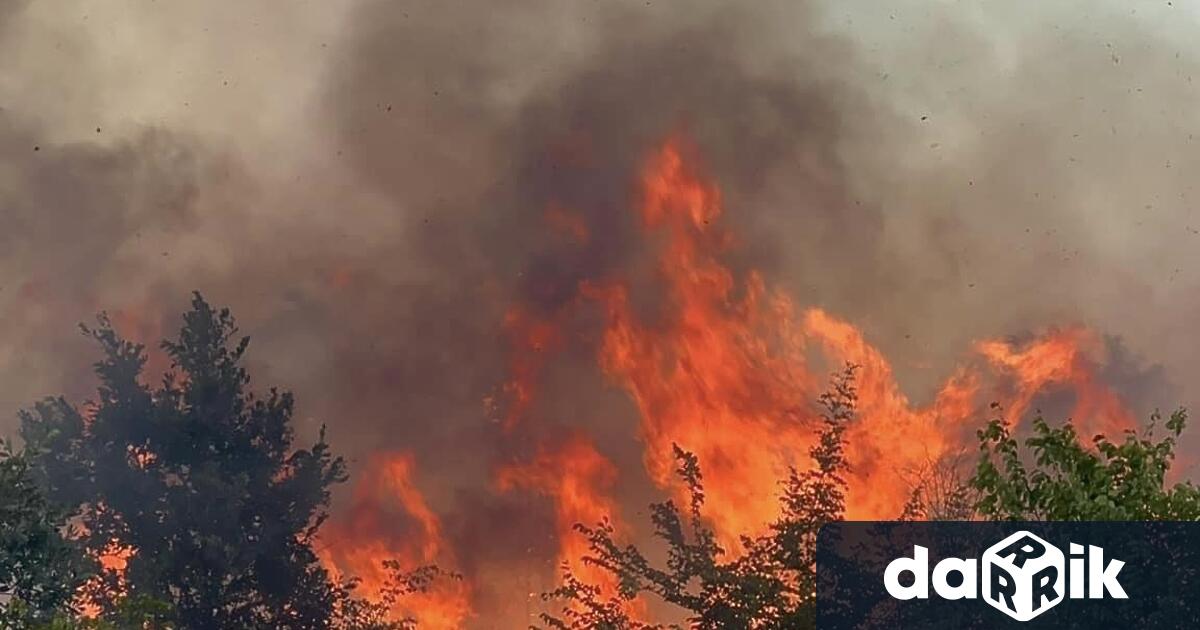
28,595,176,630
19,293,349,629
539,365,858,630
972,404,1200,520
0,439,93,626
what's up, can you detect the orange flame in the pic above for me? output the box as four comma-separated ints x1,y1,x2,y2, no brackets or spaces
334,135,1137,626
495,434,624,591
584,137,1134,541
977,328,1134,437
802,308,984,519
585,140,821,541
319,453,472,629
76,533,135,618
494,306,568,431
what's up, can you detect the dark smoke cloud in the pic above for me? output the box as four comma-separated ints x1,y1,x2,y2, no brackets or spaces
0,108,217,417
327,1,884,309
314,3,895,618
0,0,29,32
1,0,1196,626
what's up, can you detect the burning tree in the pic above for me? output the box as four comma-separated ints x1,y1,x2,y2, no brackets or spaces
538,365,857,629
12,293,430,629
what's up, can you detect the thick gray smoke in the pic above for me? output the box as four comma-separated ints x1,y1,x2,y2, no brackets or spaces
1,0,1196,625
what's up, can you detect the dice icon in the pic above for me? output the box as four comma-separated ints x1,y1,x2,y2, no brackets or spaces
981,531,1065,621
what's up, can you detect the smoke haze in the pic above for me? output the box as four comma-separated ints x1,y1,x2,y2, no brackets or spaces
2,0,1198,625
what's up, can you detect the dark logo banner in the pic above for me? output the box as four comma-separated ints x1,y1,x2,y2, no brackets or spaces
816,522,1200,629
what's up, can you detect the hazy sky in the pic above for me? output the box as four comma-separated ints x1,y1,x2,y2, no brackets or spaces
3,1,1196,414
4,1,1200,623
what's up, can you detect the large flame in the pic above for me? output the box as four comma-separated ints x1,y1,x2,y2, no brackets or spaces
327,135,1135,626
977,328,1134,437
318,453,472,629
495,434,624,591
501,137,1135,549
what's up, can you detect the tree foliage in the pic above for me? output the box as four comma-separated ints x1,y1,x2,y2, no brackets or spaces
7,292,1200,629
25,595,176,630
18,293,350,629
973,404,1200,520
898,452,975,522
0,439,93,627
331,564,460,630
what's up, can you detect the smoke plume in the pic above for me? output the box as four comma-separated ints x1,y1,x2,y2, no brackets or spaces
2,0,1197,625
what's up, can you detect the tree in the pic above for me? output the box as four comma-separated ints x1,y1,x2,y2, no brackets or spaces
972,404,1200,520
19,293,349,629
539,365,858,629
898,451,974,521
28,595,176,630
0,439,93,626
330,564,458,630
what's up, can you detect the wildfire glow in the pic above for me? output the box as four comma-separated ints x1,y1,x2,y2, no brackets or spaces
977,328,1134,438
500,137,1134,549
318,453,472,629
76,533,134,618
495,434,624,590
331,135,1135,626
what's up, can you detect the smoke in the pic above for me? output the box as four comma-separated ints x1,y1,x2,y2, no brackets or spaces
2,0,1197,625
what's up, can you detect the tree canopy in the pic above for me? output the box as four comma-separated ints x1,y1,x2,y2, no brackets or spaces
18,293,349,628
4,296,1200,629
0,438,93,627
973,404,1200,520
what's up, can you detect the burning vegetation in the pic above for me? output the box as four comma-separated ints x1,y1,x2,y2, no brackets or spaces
0,133,1194,627
3,2,1200,628
0,134,1183,629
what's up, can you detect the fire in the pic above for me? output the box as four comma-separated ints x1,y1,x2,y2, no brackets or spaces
802,308,982,519
331,134,1136,626
318,453,472,629
495,434,624,590
977,328,1134,438
75,532,135,618
584,141,838,540
494,305,568,431
519,137,1134,547
607,138,1132,529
